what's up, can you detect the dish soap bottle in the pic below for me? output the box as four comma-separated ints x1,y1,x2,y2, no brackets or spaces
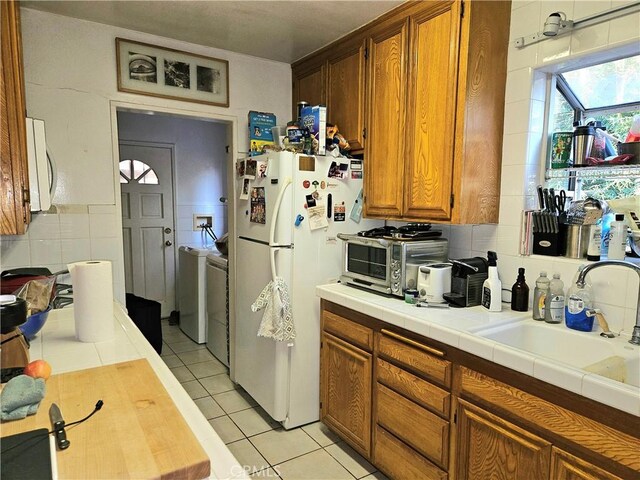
565,274,594,332
510,268,529,312
532,272,550,321
607,213,627,260
544,273,564,324
482,251,501,312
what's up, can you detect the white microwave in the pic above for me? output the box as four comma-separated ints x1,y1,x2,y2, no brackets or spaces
26,117,53,211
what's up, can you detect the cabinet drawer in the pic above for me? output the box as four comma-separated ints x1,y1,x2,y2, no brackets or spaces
377,358,450,418
376,383,449,469
378,330,451,387
375,425,447,480
323,311,373,351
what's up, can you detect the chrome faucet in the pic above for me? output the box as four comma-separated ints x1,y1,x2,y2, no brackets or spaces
577,260,640,346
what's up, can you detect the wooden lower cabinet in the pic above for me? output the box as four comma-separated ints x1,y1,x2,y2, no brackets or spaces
375,426,447,480
319,302,639,480
455,399,552,480
320,331,372,457
551,448,624,480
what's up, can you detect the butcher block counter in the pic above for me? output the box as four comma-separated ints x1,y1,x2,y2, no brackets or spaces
1,305,247,480
1,359,210,479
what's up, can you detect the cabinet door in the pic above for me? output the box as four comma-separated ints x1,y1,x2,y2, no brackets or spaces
403,1,461,220
1,0,30,235
321,331,372,457
363,19,408,218
456,399,552,480
551,448,623,480
292,63,325,120
327,41,365,151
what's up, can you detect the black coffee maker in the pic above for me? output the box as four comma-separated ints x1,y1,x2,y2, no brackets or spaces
443,257,489,307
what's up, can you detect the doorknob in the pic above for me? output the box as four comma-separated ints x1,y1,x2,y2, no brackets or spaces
164,227,172,234
165,240,173,246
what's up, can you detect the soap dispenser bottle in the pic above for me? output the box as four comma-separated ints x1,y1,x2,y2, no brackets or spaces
481,251,501,312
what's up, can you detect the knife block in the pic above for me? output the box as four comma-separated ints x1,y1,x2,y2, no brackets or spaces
533,223,567,256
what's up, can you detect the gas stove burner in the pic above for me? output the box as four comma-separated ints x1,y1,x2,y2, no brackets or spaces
357,224,441,240
357,226,397,237
389,230,441,240
396,223,432,233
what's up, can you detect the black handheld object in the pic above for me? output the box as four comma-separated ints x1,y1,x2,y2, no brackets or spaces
49,403,70,450
49,400,104,451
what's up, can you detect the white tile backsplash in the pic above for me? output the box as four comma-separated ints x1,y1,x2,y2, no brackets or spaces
28,213,60,240
500,165,527,196
89,214,118,238
30,239,62,265
1,240,31,267
503,100,533,136
608,11,640,45
502,133,530,166
61,238,92,264
509,1,542,42
570,23,611,57
504,68,533,103
59,213,90,239
471,225,498,253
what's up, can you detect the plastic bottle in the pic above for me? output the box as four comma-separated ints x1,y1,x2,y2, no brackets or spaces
586,222,602,261
544,273,565,324
600,212,615,257
510,268,529,312
532,272,550,321
565,276,595,332
481,251,502,312
607,213,627,260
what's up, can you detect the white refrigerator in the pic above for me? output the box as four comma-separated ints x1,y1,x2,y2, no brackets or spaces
234,151,381,429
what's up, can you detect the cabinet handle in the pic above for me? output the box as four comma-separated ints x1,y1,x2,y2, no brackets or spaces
381,329,445,357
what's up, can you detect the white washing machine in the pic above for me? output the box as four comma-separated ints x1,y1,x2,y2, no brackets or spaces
178,246,210,344
206,252,229,366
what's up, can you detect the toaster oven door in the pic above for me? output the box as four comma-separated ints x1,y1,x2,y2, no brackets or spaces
343,242,390,290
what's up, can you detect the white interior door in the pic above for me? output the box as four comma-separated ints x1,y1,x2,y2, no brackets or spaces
119,142,175,316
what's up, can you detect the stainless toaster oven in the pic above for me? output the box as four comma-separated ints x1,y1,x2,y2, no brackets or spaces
337,234,448,297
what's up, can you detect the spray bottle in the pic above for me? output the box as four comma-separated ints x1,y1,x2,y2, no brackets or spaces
481,251,502,312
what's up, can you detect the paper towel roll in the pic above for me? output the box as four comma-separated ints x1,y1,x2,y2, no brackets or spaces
68,261,114,343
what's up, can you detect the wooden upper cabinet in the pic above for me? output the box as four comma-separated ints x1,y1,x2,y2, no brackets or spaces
326,40,366,151
363,19,408,218
403,2,461,220
1,0,30,235
456,399,552,480
293,0,509,223
292,62,325,120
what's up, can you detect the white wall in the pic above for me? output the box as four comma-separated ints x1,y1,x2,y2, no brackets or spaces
449,0,640,334
0,8,291,304
117,111,229,246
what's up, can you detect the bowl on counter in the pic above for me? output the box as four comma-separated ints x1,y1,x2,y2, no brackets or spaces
19,306,52,340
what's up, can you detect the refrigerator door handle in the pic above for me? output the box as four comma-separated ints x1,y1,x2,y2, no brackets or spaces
269,177,292,247
270,247,280,281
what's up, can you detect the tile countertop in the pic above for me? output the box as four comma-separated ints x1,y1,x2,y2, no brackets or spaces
29,305,248,480
316,283,640,417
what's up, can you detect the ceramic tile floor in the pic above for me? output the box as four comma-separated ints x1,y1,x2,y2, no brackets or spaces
160,320,388,480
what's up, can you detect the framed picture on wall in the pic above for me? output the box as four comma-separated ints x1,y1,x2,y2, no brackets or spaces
116,38,229,107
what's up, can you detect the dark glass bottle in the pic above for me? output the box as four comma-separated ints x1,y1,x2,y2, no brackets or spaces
511,267,530,312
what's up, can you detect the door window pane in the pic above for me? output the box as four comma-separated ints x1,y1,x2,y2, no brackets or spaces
119,159,159,185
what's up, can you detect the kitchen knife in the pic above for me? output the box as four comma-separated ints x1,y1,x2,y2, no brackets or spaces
548,188,556,214
49,403,71,450
537,185,544,210
543,188,551,212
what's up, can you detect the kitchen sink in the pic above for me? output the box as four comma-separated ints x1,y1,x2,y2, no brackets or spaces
475,321,640,387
